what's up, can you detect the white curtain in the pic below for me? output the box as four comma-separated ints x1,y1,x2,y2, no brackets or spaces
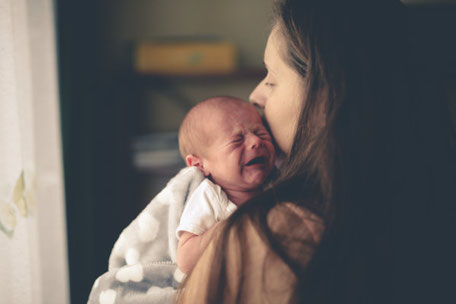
0,0,69,303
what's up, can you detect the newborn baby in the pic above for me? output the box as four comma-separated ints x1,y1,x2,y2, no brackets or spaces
176,96,276,273
87,96,275,304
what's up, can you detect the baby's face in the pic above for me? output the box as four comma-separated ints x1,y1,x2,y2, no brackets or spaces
201,105,275,192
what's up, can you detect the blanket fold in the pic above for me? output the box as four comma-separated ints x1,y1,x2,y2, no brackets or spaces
87,167,204,304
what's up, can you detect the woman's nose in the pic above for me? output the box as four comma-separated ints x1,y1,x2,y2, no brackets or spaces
249,80,266,111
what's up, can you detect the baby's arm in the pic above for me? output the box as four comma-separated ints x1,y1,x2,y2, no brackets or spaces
177,221,222,273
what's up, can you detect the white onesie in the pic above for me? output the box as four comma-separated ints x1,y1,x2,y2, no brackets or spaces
176,178,237,238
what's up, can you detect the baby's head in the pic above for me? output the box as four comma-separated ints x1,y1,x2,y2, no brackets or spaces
179,96,275,192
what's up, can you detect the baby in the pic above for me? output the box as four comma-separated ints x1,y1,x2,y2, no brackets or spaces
87,96,275,304
176,96,276,273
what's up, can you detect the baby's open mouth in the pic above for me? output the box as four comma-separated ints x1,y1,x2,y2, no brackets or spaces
245,156,266,166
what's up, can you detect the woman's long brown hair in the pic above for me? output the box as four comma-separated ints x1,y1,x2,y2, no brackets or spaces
177,0,456,303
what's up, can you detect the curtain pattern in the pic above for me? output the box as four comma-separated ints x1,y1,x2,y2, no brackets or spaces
0,0,36,237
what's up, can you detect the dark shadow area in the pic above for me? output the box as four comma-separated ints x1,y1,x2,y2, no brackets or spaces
56,2,144,303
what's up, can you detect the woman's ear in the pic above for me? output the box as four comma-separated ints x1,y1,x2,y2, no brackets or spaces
185,154,210,177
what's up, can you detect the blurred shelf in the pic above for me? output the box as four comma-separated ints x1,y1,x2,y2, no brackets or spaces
134,68,266,84
131,132,186,175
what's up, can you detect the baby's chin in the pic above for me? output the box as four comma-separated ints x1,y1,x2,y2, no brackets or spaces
242,168,271,189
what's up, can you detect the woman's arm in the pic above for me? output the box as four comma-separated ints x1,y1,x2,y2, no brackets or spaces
175,203,324,303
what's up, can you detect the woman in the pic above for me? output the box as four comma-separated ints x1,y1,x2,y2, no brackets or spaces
176,0,456,303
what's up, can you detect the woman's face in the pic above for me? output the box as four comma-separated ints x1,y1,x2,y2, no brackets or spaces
249,27,306,155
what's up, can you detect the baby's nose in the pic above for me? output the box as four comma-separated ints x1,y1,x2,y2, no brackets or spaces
246,133,262,149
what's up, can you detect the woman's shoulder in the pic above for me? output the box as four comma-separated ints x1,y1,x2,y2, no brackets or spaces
175,201,325,303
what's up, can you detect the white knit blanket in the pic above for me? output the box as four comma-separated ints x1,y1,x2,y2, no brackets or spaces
87,167,204,304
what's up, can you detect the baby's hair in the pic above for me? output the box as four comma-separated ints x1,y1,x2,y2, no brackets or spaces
178,96,250,159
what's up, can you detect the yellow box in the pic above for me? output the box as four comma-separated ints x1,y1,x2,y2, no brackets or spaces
134,41,237,76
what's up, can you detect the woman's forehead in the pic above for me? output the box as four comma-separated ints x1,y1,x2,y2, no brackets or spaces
265,27,286,72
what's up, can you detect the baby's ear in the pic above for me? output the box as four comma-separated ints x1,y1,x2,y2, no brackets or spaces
185,154,210,177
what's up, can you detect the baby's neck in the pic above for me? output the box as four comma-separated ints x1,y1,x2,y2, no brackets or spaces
224,188,260,207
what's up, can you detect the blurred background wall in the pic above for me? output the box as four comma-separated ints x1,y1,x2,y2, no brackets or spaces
55,0,456,303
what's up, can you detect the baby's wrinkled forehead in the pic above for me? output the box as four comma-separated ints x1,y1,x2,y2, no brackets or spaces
206,102,260,127
187,97,264,148
208,107,264,142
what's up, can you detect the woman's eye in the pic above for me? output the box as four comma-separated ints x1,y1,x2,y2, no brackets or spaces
265,82,275,87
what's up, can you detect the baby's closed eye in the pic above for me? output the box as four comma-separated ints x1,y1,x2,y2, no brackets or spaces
254,130,271,140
